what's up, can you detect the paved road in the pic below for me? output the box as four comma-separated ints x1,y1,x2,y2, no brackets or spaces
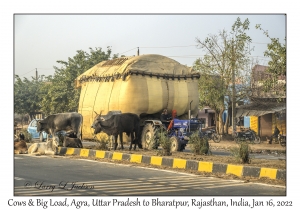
14,155,286,196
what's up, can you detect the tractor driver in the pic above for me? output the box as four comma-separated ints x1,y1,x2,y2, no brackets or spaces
167,110,178,131
160,109,172,122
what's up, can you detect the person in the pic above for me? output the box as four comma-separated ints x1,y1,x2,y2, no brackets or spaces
167,110,178,131
160,109,171,122
270,126,280,144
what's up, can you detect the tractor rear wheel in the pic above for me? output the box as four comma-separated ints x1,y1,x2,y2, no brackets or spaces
141,123,158,150
170,136,181,152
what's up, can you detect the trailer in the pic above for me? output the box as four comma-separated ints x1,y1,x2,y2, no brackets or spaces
75,54,200,150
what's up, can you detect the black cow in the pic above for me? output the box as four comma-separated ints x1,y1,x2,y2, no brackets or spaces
63,136,83,148
37,112,83,140
91,112,142,150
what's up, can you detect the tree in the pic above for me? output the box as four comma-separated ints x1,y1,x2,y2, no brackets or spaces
194,17,253,135
40,47,113,114
255,24,286,95
14,75,44,121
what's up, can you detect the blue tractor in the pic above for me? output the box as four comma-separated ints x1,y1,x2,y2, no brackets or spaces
160,118,203,152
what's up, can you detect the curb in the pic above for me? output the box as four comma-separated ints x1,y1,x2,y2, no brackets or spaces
58,147,286,181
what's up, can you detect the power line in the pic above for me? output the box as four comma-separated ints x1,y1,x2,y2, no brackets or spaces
140,45,197,48
119,45,198,55
252,42,269,44
119,47,138,55
19,68,36,76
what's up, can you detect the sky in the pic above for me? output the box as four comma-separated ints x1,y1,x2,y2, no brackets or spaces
14,14,286,78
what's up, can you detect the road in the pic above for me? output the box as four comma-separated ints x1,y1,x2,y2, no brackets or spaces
14,155,286,196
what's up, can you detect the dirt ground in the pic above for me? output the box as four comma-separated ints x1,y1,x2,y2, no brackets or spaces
81,137,286,186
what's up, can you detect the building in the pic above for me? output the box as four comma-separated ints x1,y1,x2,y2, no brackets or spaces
196,107,216,128
236,65,286,139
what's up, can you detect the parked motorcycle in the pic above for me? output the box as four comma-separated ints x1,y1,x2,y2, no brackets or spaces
234,128,261,144
271,134,286,147
199,128,222,143
279,134,286,146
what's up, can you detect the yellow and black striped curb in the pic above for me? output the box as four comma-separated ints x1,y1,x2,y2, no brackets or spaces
58,147,286,181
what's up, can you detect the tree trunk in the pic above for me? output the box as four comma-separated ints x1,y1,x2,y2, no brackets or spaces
224,110,229,134
21,114,24,128
215,109,225,135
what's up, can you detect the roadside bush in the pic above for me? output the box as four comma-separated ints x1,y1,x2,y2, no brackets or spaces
17,128,32,143
157,128,172,156
188,131,211,155
57,132,64,146
94,134,109,150
230,141,251,164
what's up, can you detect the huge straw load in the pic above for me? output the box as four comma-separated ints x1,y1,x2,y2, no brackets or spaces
75,54,200,142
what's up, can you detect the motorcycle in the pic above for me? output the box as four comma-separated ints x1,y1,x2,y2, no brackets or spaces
199,128,222,143
234,128,261,144
271,133,286,147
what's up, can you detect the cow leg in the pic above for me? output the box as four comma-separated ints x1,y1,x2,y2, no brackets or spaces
114,135,118,150
131,132,136,150
109,135,113,150
134,131,142,149
120,133,124,150
129,138,135,150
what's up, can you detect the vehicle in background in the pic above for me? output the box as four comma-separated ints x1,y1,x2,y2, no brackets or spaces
27,119,48,141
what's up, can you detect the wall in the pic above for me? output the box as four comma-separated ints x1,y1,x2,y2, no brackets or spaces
244,116,250,128
272,113,286,135
260,114,272,138
197,109,215,128
250,116,259,134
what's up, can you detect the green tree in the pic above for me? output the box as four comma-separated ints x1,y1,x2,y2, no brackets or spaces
255,24,286,95
194,17,253,134
14,75,44,120
40,47,113,114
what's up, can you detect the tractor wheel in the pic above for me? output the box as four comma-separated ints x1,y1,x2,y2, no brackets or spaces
141,123,158,150
170,136,181,152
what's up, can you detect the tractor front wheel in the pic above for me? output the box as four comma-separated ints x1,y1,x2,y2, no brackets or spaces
170,136,181,152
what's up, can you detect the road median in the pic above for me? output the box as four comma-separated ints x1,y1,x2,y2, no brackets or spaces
58,147,286,181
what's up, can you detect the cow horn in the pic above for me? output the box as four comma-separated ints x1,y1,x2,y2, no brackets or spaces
94,111,98,116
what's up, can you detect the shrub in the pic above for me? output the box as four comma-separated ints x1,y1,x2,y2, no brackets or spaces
18,128,32,143
157,128,172,156
57,132,64,146
230,141,251,164
94,134,109,150
188,131,211,155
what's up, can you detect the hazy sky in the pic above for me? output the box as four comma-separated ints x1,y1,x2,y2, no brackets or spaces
14,14,286,78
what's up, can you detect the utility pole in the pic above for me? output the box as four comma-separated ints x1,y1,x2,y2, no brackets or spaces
189,100,193,132
231,41,236,137
36,68,38,80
